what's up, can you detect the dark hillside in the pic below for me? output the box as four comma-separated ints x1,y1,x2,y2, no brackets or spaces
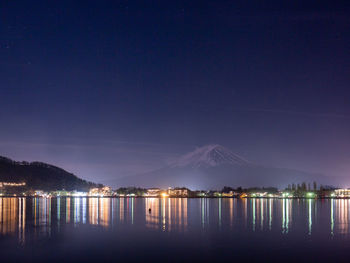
0,156,99,191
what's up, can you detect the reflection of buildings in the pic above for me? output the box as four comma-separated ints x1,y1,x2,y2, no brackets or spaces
99,198,111,227
200,198,209,228
248,199,282,233
335,199,349,234
7,197,350,243
0,198,26,243
145,198,160,229
87,198,111,227
145,198,188,231
282,199,292,234
0,198,18,235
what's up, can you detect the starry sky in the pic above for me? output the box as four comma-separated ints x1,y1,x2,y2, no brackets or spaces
1,0,350,186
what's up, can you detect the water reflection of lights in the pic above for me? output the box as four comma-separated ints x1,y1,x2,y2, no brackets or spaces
145,198,159,229
261,199,264,230
145,198,188,231
131,198,134,225
119,198,124,222
0,198,25,242
201,198,209,228
331,199,334,237
219,198,222,227
18,198,25,244
100,198,110,227
252,198,255,231
4,197,350,243
66,198,71,223
308,199,312,235
269,199,272,230
335,199,350,234
89,198,99,225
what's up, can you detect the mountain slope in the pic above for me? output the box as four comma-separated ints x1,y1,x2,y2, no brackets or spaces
0,156,99,191
171,144,249,168
117,144,333,189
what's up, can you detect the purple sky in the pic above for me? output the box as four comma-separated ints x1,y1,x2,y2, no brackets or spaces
1,1,350,186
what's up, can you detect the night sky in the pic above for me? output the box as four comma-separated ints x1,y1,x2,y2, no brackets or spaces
1,1,350,186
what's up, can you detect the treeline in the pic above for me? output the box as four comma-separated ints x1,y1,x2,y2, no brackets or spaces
221,186,279,194
285,182,336,192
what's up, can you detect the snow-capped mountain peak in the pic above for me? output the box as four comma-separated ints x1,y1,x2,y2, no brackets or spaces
171,144,249,168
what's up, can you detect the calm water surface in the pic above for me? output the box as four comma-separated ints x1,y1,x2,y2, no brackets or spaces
1,197,350,262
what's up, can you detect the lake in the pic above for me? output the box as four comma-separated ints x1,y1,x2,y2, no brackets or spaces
1,197,350,262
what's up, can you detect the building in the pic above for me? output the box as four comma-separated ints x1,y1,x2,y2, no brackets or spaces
335,189,350,198
89,186,112,196
222,191,239,197
0,182,26,187
51,190,69,197
167,187,189,197
145,188,161,197
71,191,88,197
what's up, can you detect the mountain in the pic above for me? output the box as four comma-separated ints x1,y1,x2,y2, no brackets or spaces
0,156,100,191
171,144,249,168
117,144,335,189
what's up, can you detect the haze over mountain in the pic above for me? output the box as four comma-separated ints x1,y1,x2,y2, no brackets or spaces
117,144,337,189
0,156,99,191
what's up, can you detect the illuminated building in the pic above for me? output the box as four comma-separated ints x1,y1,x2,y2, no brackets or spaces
222,191,238,197
145,188,161,197
335,189,350,198
249,192,268,198
34,190,47,197
71,191,88,197
51,190,69,197
89,186,112,197
0,182,26,187
167,187,189,197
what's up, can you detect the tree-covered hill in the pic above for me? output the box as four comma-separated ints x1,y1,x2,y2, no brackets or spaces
0,156,100,191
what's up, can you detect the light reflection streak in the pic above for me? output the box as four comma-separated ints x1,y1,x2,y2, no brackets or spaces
269,199,272,230
57,197,61,223
282,199,285,233
331,199,334,237
282,199,292,234
201,198,205,228
308,199,312,235
119,198,124,222
131,198,134,225
200,198,209,228
252,198,256,231
18,198,25,244
145,198,159,229
66,198,71,223
168,198,171,230
219,198,222,227
261,199,264,230
74,198,80,223
162,198,166,231
90,198,99,225
99,198,110,227
82,198,87,224
335,199,349,234
229,199,233,227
